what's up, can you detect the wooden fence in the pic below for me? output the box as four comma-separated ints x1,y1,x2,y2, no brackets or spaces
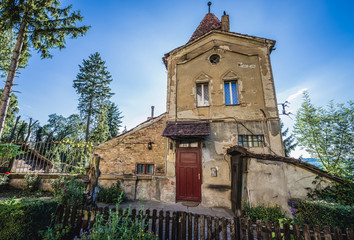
55,204,354,240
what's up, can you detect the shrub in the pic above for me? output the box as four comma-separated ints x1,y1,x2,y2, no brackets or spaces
297,200,354,229
0,172,9,186
79,194,158,239
24,173,41,192
243,201,285,223
0,198,58,240
306,177,354,206
97,181,126,204
51,176,85,205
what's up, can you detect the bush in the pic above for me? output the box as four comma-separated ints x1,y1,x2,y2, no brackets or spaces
243,201,285,223
306,177,354,206
297,200,354,229
97,181,126,204
51,176,85,205
0,172,9,187
79,194,158,240
0,198,58,240
24,173,41,192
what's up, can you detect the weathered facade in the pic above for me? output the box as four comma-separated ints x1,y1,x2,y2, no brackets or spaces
97,10,340,215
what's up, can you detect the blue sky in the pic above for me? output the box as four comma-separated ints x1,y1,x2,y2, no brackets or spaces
4,0,354,158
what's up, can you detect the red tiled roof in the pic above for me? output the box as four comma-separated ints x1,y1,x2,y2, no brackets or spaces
162,121,210,138
189,13,221,43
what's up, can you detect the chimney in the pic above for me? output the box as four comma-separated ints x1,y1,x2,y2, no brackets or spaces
221,11,230,32
148,106,155,120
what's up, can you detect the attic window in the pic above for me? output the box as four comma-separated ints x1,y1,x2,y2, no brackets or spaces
209,54,220,64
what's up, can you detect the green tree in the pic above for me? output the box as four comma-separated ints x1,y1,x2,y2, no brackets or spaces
281,121,297,157
0,28,28,78
0,0,89,138
90,105,110,143
73,52,113,142
294,91,353,178
42,113,83,142
106,100,123,138
0,90,19,141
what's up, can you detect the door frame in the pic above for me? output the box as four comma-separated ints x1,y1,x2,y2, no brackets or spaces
175,142,202,202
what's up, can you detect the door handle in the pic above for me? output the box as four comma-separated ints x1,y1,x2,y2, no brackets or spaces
198,173,200,180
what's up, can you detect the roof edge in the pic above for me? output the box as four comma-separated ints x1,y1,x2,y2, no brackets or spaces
163,30,276,67
227,145,344,184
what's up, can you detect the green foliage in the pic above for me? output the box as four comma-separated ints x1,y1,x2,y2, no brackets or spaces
294,92,353,178
80,195,158,240
0,198,58,240
51,176,85,205
0,142,21,158
43,140,92,174
0,90,19,141
306,176,354,206
41,113,84,142
106,100,123,138
73,52,114,143
90,105,110,143
297,200,354,229
40,224,71,240
281,121,297,157
0,173,9,186
24,173,41,192
0,28,28,77
98,181,126,204
0,0,90,59
243,201,285,223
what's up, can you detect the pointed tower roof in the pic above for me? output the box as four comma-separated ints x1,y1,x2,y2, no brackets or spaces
188,13,221,43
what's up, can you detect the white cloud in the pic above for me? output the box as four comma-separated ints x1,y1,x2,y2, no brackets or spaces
286,88,307,102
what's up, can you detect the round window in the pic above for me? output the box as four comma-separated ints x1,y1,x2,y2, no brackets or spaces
209,54,220,64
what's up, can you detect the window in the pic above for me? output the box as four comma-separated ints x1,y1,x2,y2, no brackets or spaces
224,81,238,105
209,54,220,64
196,83,209,107
136,164,154,175
238,135,263,147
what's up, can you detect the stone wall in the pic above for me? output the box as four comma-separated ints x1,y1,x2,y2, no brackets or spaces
95,114,167,176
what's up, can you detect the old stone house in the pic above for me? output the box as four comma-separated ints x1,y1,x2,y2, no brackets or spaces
95,10,341,215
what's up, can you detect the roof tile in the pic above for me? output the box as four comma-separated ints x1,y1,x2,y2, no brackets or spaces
189,13,221,43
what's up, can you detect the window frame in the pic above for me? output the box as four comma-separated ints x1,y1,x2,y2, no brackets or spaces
196,82,210,107
136,163,154,175
224,80,239,105
238,135,264,148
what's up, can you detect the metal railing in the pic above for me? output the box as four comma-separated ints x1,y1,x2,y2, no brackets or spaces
2,142,93,174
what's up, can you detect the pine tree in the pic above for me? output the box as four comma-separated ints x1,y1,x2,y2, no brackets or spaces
281,121,297,157
106,101,123,138
73,52,113,142
90,105,110,144
0,0,89,138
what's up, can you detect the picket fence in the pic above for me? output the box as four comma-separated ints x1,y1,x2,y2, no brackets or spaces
55,204,354,240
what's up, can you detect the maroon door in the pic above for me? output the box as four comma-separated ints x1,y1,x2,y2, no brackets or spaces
176,147,202,202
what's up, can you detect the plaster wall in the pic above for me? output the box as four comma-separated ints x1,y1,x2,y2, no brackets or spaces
245,157,334,216
164,32,284,156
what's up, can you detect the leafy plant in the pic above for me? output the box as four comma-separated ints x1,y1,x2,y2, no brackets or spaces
294,92,353,178
0,198,58,240
97,181,126,204
0,172,9,186
306,176,354,206
243,201,285,223
51,176,85,205
79,193,158,240
24,173,40,192
297,200,354,229
40,224,71,240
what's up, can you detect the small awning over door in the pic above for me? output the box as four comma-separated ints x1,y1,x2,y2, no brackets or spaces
162,121,210,139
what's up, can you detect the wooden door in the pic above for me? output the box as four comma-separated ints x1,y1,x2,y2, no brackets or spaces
176,147,202,202
231,155,243,216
